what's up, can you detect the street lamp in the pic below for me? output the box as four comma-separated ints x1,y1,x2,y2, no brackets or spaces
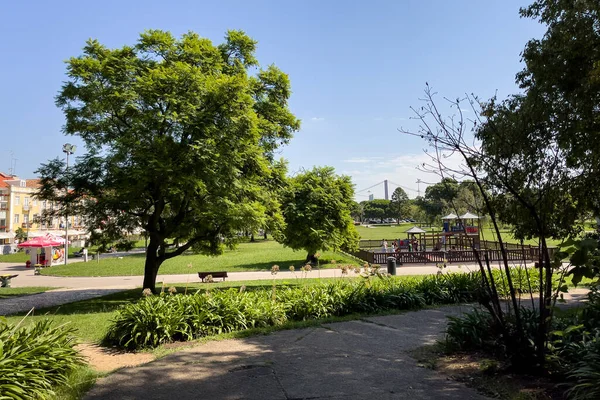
22,204,30,240
62,143,76,265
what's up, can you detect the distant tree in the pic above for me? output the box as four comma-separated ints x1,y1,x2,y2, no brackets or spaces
14,227,27,243
36,30,300,293
350,201,364,223
280,167,359,263
362,199,391,223
455,180,486,217
389,187,410,223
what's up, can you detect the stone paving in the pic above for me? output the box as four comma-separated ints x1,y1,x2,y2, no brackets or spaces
85,305,490,400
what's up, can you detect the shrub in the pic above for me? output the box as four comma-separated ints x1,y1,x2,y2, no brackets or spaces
566,340,600,400
0,318,83,399
106,272,489,350
105,268,550,350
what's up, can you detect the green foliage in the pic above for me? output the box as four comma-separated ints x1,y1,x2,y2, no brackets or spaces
36,29,300,292
280,167,359,257
563,234,600,286
446,283,600,399
518,1,600,213
0,318,83,399
105,269,541,350
14,227,27,242
361,199,391,223
389,187,410,222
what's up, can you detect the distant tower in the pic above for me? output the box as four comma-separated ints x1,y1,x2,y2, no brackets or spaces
416,179,422,197
384,180,389,200
369,193,374,201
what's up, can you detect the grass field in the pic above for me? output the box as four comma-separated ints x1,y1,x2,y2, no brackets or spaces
41,240,359,277
355,224,564,247
0,286,54,299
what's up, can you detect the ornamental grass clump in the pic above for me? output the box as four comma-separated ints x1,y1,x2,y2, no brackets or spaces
0,318,83,399
106,269,540,350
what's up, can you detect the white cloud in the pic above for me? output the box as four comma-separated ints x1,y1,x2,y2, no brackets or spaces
310,117,325,122
349,152,466,200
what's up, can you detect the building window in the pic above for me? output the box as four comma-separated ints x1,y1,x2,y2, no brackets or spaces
32,199,37,206
15,196,20,205
24,214,29,224
14,214,19,224
20,180,26,188
24,197,29,207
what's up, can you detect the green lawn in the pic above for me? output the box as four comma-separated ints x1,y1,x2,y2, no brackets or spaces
0,252,29,263
0,286,54,299
355,224,564,247
41,240,359,277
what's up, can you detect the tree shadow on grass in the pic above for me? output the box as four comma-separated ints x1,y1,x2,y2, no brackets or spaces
4,289,139,317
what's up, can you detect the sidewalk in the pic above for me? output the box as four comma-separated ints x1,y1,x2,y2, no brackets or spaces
85,305,490,400
0,261,490,290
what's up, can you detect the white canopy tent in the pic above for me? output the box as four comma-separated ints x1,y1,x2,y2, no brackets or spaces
405,226,426,234
441,213,458,220
459,212,479,219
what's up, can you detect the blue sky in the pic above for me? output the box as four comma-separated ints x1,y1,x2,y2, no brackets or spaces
0,0,544,199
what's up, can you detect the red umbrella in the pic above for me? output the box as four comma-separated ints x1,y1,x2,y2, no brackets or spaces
18,235,65,248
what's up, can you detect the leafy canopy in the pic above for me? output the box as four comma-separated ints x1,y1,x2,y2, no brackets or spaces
36,30,300,290
389,187,410,221
280,167,359,256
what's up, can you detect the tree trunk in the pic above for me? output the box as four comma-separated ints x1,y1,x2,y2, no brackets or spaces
305,253,318,264
142,239,163,293
263,231,268,240
250,234,255,242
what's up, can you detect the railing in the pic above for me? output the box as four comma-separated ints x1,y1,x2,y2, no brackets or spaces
350,248,543,265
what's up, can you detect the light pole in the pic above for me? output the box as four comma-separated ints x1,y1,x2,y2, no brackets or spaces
62,143,76,265
22,204,30,240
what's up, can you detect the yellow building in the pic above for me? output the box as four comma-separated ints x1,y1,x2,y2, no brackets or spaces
0,172,84,244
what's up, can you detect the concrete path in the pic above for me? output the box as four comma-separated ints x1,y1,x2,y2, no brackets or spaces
0,261,488,290
85,305,490,400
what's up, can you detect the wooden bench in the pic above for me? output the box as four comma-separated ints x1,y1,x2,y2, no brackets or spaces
198,271,228,282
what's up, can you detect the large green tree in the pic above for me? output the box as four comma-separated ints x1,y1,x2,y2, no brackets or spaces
36,30,300,292
362,199,391,223
280,167,359,262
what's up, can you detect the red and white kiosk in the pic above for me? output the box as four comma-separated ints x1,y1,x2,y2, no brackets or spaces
18,234,69,267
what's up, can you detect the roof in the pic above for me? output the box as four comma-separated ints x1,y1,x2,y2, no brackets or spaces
441,213,458,220
26,179,41,188
459,212,479,219
405,226,426,234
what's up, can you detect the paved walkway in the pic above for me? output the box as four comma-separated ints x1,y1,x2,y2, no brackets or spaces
0,261,493,290
85,305,490,400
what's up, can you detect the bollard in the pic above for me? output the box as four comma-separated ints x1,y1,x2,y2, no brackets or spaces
387,257,397,276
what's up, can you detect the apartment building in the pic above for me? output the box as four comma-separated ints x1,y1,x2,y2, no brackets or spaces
0,172,84,244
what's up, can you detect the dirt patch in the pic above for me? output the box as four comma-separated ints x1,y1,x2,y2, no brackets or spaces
410,346,563,400
77,343,155,372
